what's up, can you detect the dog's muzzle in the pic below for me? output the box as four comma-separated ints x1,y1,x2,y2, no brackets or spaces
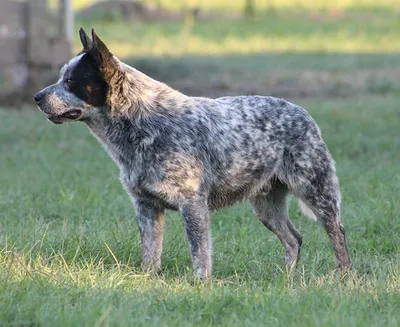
33,92,83,124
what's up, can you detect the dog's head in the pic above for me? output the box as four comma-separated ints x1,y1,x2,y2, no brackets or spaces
34,28,116,124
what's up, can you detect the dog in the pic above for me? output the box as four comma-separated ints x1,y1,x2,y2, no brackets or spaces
34,28,350,279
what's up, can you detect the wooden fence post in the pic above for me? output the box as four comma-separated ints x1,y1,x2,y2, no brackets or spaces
0,0,72,104
25,0,51,97
60,0,73,42
26,0,50,65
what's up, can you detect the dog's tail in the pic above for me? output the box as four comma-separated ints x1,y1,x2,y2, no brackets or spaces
298,199,317,221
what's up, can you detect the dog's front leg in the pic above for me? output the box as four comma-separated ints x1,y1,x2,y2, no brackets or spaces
134,199,165,275
181,198,211,280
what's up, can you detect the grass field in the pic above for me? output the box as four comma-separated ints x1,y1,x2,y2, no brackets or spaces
72,2,400,56
1,95,399,326
1,0,400,326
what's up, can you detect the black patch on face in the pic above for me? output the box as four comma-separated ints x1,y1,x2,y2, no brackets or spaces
64,53,108,107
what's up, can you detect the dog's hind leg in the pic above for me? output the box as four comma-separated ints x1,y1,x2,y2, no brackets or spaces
134,200,165,275
294,178,351,275
287,148,351,275
250,181,302,271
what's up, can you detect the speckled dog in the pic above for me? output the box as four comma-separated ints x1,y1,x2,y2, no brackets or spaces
34,28,350,279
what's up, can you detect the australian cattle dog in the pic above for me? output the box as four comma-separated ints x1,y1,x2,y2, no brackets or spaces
34,28,351,279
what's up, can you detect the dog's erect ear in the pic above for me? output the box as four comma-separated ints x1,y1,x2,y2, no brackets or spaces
89,28,117,78
91,29,112,62
79,27,93,51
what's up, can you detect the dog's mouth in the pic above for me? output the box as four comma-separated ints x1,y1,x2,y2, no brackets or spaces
47,109,83,124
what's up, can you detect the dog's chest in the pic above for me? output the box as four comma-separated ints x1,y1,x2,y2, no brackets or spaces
119,167,178,210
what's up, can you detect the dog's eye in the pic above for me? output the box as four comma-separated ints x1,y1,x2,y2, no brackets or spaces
65,79,72,84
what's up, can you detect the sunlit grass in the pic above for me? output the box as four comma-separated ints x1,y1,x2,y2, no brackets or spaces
74,7,400,57
48,0,400,57
81,33,400,57
1,93,400,325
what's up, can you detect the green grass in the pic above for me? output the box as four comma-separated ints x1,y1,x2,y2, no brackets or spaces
122,52,400,99
66,0,400,56
73,7,400,56
1,0,400,325
1,94,400,326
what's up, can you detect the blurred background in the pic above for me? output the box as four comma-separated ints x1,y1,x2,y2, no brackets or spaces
0,0,399,102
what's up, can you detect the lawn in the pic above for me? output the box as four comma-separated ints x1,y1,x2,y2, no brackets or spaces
1,1,400,326
73,3,400,56
1,94,399,326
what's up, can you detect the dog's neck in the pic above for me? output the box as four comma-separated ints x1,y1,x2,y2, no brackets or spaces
83,62,186,166
83,59,194,166
106,60,189,119
84,109,138,168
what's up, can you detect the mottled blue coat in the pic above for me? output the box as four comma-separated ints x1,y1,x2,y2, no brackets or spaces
34,28,350,279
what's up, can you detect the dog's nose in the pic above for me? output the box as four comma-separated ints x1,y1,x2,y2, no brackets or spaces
34,92,44,104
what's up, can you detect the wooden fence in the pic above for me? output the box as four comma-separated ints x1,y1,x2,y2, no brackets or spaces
0,0,72,105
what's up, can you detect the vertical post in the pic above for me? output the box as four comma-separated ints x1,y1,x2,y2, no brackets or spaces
26,0,49,63
26,0,50,97
59,0,73,42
